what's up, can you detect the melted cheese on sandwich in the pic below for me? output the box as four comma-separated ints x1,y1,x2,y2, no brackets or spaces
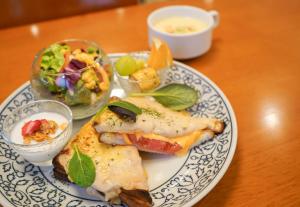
56,122,148,201
94,97,223,138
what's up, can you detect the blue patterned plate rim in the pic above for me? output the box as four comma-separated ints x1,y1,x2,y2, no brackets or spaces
0,53,237,207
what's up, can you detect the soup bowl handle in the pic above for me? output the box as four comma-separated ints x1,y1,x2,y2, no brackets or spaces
209,10,220,29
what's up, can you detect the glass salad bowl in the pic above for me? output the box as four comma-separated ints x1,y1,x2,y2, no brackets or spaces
114,52,169,94
30,39,114,119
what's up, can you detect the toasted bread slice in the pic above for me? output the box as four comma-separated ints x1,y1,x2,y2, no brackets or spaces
53,121,152,206
94,97,224,155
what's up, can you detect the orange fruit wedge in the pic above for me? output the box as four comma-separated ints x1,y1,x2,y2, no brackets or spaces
147,38,173,70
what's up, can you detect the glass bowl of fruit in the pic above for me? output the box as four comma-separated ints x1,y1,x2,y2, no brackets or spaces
31,39,114,119
114,39,173,93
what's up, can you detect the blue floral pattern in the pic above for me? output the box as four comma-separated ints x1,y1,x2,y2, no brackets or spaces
0,54,236,207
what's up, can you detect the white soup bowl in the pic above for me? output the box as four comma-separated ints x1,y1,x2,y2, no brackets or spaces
147,6,219,59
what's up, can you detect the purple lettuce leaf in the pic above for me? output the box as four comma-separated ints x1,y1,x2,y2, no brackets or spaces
69,59,87,70
56,59,87,93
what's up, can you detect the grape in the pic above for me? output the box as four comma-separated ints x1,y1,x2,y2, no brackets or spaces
135,59,146,71
115,55,137,76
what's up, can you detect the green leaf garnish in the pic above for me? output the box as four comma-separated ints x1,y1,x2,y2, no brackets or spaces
130,83,198,110
108,101,142,115
68,145,96,188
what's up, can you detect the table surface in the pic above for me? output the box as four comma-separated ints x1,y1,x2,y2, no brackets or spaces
0,0,299,206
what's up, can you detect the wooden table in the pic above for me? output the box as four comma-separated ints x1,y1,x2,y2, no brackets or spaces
0,0,299,206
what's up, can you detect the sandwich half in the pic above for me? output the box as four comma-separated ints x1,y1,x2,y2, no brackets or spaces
53,120,152,207
94,97,225,155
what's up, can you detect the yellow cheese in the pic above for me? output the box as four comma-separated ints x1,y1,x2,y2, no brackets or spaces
121,133,132,145
173,131,203,155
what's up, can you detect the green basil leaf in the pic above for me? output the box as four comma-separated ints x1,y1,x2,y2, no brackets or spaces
131,83,198,110
68,145,96,188
108,101,142,115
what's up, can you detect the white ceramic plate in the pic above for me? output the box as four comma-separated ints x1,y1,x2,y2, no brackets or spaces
0,53,237,207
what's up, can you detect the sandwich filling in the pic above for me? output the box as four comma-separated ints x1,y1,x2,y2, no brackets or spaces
93,97,224,155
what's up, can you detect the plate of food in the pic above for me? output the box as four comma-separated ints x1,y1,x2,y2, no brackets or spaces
0,39,237,207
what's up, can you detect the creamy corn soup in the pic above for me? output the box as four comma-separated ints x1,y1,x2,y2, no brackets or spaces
154,16,208,34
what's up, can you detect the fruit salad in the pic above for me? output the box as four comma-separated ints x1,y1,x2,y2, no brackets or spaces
115,38,173,92
38,43,111,106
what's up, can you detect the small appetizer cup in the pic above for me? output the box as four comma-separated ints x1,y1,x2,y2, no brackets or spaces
115,52,168,94
2,100,72,166
147,6,219,59
31,39,114,120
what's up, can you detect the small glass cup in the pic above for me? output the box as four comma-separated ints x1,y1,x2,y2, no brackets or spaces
2,100,73,166
31,39,114,120
114,52,169,94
